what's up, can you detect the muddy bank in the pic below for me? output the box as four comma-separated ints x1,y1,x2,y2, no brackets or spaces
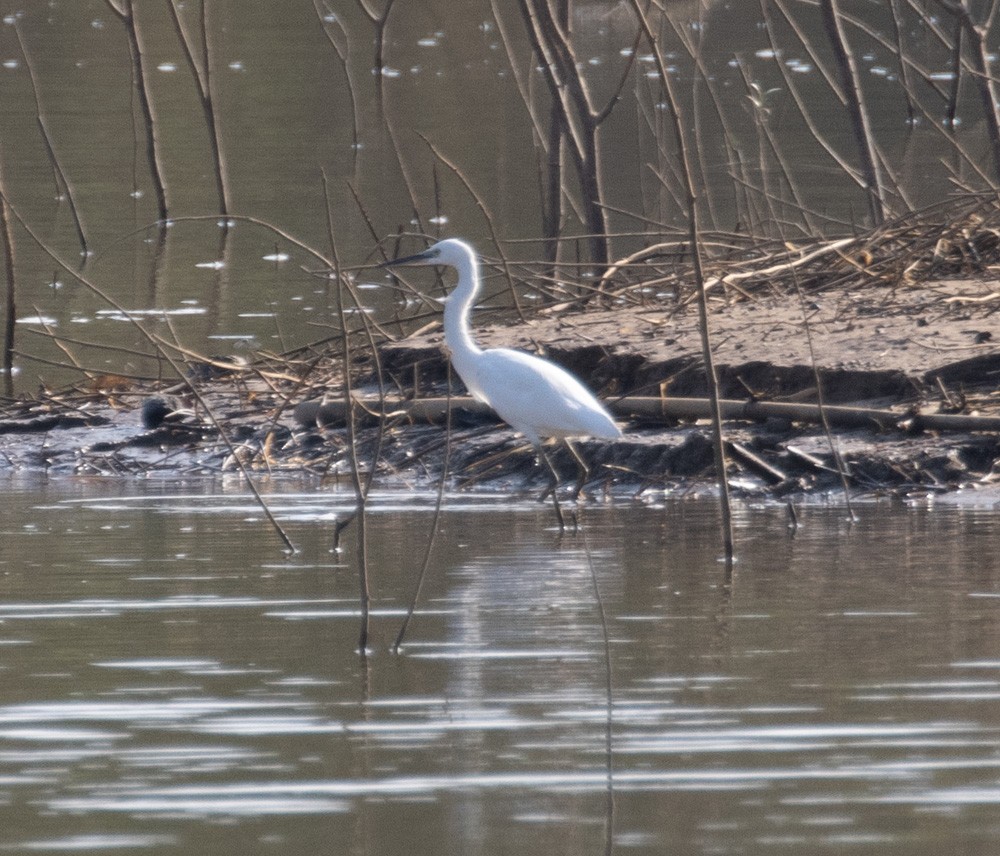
2,275,998,500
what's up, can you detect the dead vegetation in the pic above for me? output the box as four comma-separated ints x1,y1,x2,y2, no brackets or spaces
2,196,999,500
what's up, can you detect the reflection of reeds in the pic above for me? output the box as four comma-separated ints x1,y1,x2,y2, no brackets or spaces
10,1,1000,269
4,2,1000,565
1,161,15,396
108,4,1000,248
166,0,230,217
631,0,734,566
13,22,88,258
936,0,1000,182
104,0,170,222
353,0,399,107
819,0,888,224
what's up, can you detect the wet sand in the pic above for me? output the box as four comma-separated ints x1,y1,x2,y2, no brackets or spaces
2,277,998,499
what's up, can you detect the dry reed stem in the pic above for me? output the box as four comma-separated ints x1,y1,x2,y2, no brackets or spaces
630,0,735,566
103,0,169,221
166,0,230,217
13,22,88,258
4,197,296,552
0,163,15,396
322,171,378,655
314,1,362,168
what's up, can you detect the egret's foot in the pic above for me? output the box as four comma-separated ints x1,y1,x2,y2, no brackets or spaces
535,484,580,533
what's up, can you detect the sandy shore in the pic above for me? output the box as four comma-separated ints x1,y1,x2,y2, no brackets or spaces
2,275,999,499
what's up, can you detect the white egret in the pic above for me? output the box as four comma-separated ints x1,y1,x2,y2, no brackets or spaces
384,238,621,524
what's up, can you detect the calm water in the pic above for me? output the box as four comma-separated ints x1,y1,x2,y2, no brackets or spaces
2,0,987,390
4,4,998,849
1,477,999,854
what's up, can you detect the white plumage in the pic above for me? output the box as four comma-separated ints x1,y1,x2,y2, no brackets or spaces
385,238,622,449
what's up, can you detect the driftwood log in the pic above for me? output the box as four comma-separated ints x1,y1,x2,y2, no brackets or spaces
293,395,1000,434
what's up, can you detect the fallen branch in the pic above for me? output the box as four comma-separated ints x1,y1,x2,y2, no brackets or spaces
294,394,1000,434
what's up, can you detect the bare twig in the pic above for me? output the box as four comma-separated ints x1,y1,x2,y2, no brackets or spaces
605,1,732,562
933,0,1000,183
103,0,169,221
4,196,296,551
13,22,89,258
0,159,16,396
819,0,887,223
392,385,454,651
166,0,230,216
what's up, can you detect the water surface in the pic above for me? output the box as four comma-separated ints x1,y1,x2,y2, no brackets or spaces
1,479,999,853
2,1,985,390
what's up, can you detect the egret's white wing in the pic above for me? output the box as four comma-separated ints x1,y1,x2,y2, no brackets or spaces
473,348,620,442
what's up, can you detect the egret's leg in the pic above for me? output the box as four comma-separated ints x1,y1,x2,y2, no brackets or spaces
564,439,590,500
537,446,567,531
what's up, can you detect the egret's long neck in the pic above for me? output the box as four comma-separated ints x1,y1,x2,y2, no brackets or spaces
443,252,483,378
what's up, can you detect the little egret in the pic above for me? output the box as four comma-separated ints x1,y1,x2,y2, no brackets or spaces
383,238,621,525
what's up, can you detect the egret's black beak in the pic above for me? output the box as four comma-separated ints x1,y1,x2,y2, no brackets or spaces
380,247,438,267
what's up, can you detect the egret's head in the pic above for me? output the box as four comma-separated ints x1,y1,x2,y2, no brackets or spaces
381,238,475,269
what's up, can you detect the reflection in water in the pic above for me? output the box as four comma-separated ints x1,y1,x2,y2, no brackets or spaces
0,479,999,853
3,1,993,390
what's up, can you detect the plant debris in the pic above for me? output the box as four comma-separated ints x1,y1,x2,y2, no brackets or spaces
3,207,1000,501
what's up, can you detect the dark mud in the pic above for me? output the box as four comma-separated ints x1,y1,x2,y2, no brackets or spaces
2,278,999,500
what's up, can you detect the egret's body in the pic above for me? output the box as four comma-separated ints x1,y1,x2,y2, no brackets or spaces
386,238,622,450
385,239,620,529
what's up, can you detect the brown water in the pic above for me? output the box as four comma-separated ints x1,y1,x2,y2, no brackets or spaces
4,5,1000,850
1,0,983,390
1,478,999,854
